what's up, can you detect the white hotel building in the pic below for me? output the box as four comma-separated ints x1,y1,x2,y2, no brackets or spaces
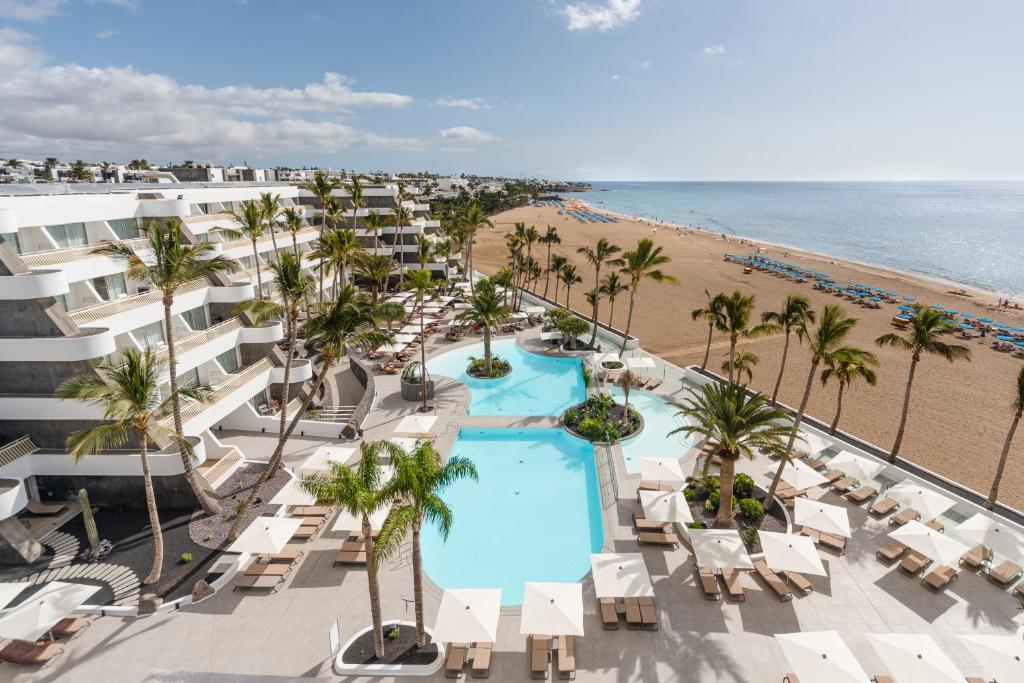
0,181,450,562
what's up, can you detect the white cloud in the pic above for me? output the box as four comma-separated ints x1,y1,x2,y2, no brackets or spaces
564,0,641,32
96,28,116,39
636,60,652,70
703,44,726,55
434,97,492,110
0,0,61,21
438,126,500,144
0,38,427,159
610,74,620,81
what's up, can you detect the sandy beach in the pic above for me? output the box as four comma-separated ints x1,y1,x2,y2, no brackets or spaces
473,202,1024,508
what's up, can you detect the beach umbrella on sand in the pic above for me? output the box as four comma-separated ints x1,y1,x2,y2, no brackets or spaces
886,481,955,521
958,634,1024,683
997,335,1015,342
958,323,974,329
961,312,975,318
433,589,502,644
759,531,827,577
0,582,99,643
866,633,965,683
889,520,969,566
978,317,993,323
930,304,945,310
794,498,852,538
775,631,869,683
519,582,584,636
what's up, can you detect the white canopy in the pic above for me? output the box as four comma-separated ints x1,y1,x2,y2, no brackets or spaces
377,342,408,354
638,490,693,524
519,582,584,637
758,531,827,577
511,312,529,320
794,498,852,538
589,553,654,598
866,633,965,683
689,529,753,570
777,459,829,491
0,582,99,643
433,589,502,644
539,331,562,341
270,478,317,507
390,436,422,452
394,414,438,436
827,450,885,483
958,634,1024,683
227,516,303,555
889,520,969,566
797,429,832,455
775,631,870,683
0,582,29,610
400,325,422,334
955,512,1024,560
299,446,356,475
886,481,955,521
638,457,687,485
525,306,546,315
394,333,418,343
627,356,656,369
332,505,391,533
453,303,472,311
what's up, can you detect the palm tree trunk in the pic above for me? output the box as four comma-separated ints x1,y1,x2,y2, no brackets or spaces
483,326,492,375
618,288,637,355
830,383,846,434
588,268,601,348
986,411,1021,508
728,335,737,383
771,330,791,405
365,515,386,658
890,356,919,460
419,310,428,411
292,232,298,255
700,323,713,371
565,284,571,308
412,517,426,647
607,298,616,329
543,246,552,299
716,455,736,528
252,240,263,299
318,210,327,304
467,239,474,295
268,226,281,261
765,359,818,512
164,298,220,515
397,224,406,289
138,432,164,585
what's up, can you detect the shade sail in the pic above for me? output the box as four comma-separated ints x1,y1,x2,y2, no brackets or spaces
886,481,955,521
519,582,584,636
827,450,885,483
775,631,870,683
689,529,753,570
227,516,303,555
433,589,502,643
866,633,964,683
759,531,827,576
794,498,852,538
889,520,969,566
270,478,317,507
958,634,1024,683
955,512,1024,560
639,490,693,524
589,553,654,598
0,582,99,643
394,414,438,436
778,459,829,490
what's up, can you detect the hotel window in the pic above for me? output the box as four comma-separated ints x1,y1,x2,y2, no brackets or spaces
1,232,21,254
46,222,88,249
108,217,142,240
92,272,128,300
215,348,240,374
180,305,209,331
238,255,254,270
179,367,200,389
134,320,165,349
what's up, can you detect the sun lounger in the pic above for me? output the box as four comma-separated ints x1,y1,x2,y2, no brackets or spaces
334,539,368,565
632,514,670,532
233,573,281,592
0,640,64,664
802,457,825,471
822,469,844,484
556,635,576,680
988,559,1024,586
877,539,907,563
898,550,931,576
846,486,877,504
801,527,847,555
52,617,88,638
873,676,895,683
781,570,813,595
960,544,990,570
292,505,332,516
922,564,959,592
924,519,944,533
624,597,642,626
644,377,663,390
783,674,801,683
638,530,678,547
446,642,468,679
25,500,68,516
471,642,492,679
600,597,619,630
637,481,676,494
530,635,551,679
638,596,657,630
268,548,301,564
870,496,900,517
721,568,745,602
291,525,318,540
753,560,794,602
245,561,289,577
830,476,857,493
697,567,722,601
964,678,987,683
889,507,921,527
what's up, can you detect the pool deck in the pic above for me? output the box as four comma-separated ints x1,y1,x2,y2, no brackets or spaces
11,325,1022,683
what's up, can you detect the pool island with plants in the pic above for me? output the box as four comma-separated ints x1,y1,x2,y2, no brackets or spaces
562,393,643,443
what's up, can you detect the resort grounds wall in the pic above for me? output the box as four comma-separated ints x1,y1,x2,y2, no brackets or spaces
34,472,199,509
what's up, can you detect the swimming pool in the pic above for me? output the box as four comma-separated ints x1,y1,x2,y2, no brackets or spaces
426,338,586,416
420,428,604,605
611,387,700,474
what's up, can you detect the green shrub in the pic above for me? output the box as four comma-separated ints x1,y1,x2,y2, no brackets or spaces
682,487,696,501
703,475,721,492
703,499,715,513
581,366,592,387
743,527,759,548
181,552,193,564
386,625,401,640
733,473,755,499
738,498,764,522
707,490,737,512
687,521,707,529
564,409,579,427
577,417,619,442
467,355,511,377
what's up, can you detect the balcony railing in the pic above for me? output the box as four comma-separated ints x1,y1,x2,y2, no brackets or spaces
166,357,274,425
155,318,242,361
68,278,207,326
21,238,149,269
219,226,318,252
0,436,38,468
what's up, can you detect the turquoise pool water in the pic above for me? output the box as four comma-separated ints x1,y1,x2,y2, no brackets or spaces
426,338,586,416
611,387,699,474
421,428,604,605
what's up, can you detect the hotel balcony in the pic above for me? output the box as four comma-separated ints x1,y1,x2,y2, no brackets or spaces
217,226,319,259
153,318,284,375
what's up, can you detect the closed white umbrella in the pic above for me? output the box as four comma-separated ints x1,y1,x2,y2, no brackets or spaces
519,582,584,637
0,582,29,610
955,513,1024,560
775,631,870,683
827,450,885,483
0,582,99,643
866,633,965,683
796,429,832,456
638,490,693,524
777,459,829,490
689,529,753,570
227,516,303,555
270,478,317,507
886,481,955,521
589,553,654,598
889,520,969,566
433,589,502,643
627,356,656,369
958,634,1024,682
759,531,827,576
638,457,686,485
299,446,356,475
332,505,391,534
794,498,852,538
394,414,438,436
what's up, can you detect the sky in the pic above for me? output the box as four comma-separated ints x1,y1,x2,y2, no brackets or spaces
1,0,1023,181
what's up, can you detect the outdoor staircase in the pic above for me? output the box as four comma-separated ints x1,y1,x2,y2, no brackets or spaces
0,436,39,469
44,531,80,569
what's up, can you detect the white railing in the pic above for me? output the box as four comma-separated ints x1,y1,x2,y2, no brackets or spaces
163,357,274,426
68,278,207,326
155,318,242,360
219,226,318,252
20,238,149,269
307,406,357,423
0,436,38,468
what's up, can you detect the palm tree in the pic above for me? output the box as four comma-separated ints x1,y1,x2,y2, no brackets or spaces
578,238,623,348
876,307,970,460
301,441,399,658
672,382,793,527
549,254,568,303
225,200,267,298
691,290,726,371
456,278,511,376
765,305,858,509
227,252,315,541
460,201,493,294
416,236,434,270
600,271,627,330
560,263,582,308
717,290,770,383
491,267,516,308
722,350,760,384
519,225,540,306
312,228,362,294
540,226,561,300
617,369,638,427
57,349,205,583
348,175,364,232
377,441,478,648
365,210,385,251
618,238,677,354
986,366,1024,509
393,205,414,289
407,269,435,412
67,159,93,182
281,207,305,254
354,253,395,304
304,170,339,301
761,295,815,404
820,347,878,434
258,192,283,259
375,301,406,331
6,158,23,169
318,196,347,301
93,219,236,515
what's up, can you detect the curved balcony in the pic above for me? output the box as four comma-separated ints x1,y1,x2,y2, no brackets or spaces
0,326,116,362
0,269,70,299
271,358,313,384
20,238,149,269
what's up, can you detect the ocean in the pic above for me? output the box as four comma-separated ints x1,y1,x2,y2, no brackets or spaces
563,181,1024,298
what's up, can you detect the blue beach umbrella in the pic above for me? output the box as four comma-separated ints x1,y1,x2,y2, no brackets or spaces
996,335,1015,342
896,315,911,321
898,305,912,311
930,304,945,310
903,296,915,301
944,310,958,315
869,297,882,302
961,313,975,318
978,317,993,323
958,323,974,329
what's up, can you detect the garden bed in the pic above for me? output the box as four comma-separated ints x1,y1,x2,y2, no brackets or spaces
683,475,787,554
465,354,512,379
562,394,643,443
189,464,291,551
340,623,440,666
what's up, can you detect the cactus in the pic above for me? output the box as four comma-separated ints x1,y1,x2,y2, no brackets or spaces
79,489,100,553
